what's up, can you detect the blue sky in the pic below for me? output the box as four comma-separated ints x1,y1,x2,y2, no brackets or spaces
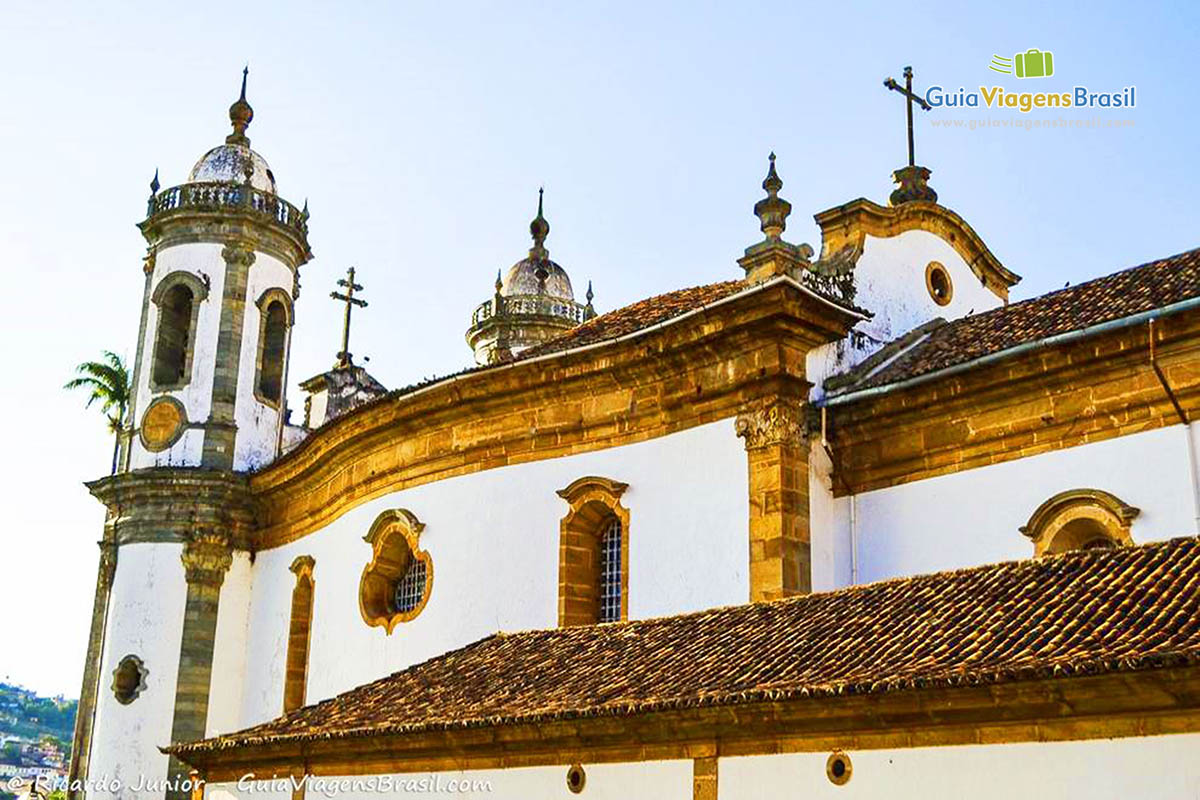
0,0,1195,697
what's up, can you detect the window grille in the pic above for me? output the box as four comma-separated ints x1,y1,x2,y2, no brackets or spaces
599,517,622,623
393,559,428,614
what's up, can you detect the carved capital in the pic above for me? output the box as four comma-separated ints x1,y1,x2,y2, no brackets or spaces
736,401,806,450
181,532,233,586
221,243,257,269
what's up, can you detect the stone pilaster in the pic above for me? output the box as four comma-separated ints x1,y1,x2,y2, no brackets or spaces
692,757,718,800
166,532,233,800
202,243,255,469
736,399,810,601
67,537,118,800
120,251,156,472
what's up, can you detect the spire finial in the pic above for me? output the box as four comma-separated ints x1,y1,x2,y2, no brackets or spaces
495,268,504,293
149,168,160,194
226,65,254,146
753,152,791,241
584,279,596,320
529,187,550,259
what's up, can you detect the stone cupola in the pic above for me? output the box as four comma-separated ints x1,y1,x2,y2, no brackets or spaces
466,189,595,365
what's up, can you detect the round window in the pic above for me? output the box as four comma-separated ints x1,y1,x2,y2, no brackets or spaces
925,261,953,306
826,751,852,785
566,764,586,794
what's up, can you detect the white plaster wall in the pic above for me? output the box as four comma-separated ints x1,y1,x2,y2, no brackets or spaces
87,543,187,799
206,552,253,737
128,242,226,470
808,229,1006,399
205,759,692,800
719,733,1200,799
233,253,293,472
236,419,747,728
843,423,1197,585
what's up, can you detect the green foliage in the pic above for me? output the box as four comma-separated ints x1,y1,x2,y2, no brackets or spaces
64,350,131,474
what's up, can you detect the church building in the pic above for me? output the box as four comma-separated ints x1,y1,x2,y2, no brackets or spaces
68,73,1200,799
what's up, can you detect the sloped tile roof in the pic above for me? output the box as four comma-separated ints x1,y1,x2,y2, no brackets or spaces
518,281,746,358
174,535,1200,754
849,247,1200,392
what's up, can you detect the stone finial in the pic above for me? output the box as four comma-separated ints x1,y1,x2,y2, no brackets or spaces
529,187,550,259
754,153,792,241
149,168,160,195
494,269,504,294
226,66,254,146
584,280,596,320
889,164,938,205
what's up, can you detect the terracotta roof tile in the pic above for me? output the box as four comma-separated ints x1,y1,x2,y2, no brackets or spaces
849,247,1200,392
175,535,1200,754
518,281,746,358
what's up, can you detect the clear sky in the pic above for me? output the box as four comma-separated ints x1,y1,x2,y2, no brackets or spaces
0,0,1195,697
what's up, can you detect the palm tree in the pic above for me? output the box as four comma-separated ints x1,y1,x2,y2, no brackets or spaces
65,351,131,474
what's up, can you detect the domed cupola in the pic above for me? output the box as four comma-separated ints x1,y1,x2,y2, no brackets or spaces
186,68,277,193
467,190,595,365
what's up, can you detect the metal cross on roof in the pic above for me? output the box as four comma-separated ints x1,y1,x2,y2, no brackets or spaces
883,66,932,168
330,266,367,368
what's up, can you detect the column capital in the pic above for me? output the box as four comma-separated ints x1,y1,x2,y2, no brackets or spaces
181,532,233,587
736,400,807,450
220,242,257,268
96,540,119,590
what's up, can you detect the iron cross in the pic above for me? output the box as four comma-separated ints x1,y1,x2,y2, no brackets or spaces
330,266,368,368
883,66,932,167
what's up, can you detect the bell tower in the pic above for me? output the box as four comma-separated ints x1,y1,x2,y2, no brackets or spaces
69,72,311,800
124,67,312,472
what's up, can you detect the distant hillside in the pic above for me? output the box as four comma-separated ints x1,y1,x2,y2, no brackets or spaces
0,683,76,757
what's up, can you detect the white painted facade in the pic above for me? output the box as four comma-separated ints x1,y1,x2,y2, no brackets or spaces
87,544,187,797
231,419,747,730
808,229,1005,396
196,733,1200,799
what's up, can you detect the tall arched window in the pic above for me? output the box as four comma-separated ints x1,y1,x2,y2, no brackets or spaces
258,301,288,403
557,476,630,626
254,289,293,407
150,272,207,390
283,556,315,712
153,284,194,387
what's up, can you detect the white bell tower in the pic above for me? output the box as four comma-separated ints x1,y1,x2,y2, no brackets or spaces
124,68,312,472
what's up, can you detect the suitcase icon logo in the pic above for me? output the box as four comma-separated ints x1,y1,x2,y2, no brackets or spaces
989,49,1055,78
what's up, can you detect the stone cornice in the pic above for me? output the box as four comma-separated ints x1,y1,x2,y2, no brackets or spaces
826,309,1200,495
86,468,258,550
247,282,861,548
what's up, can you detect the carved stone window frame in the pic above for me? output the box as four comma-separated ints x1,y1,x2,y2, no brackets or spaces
112,654,149,705
556,476,630,627
253,287,294,409
283,555,315,712
1020,488,1140,556
359,509,432,634
149,270,209,392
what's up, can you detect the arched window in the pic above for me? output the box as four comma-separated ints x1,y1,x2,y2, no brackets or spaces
258,301,288,403
150,272,207,390
1020,489,1140,556
153,284,194,387
283,556,315,712
557,476,630,626
359,509,433,633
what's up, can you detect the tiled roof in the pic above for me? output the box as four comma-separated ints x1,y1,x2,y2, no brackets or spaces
846,247,1200,393
518,281,746,358
174,536,1200,755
